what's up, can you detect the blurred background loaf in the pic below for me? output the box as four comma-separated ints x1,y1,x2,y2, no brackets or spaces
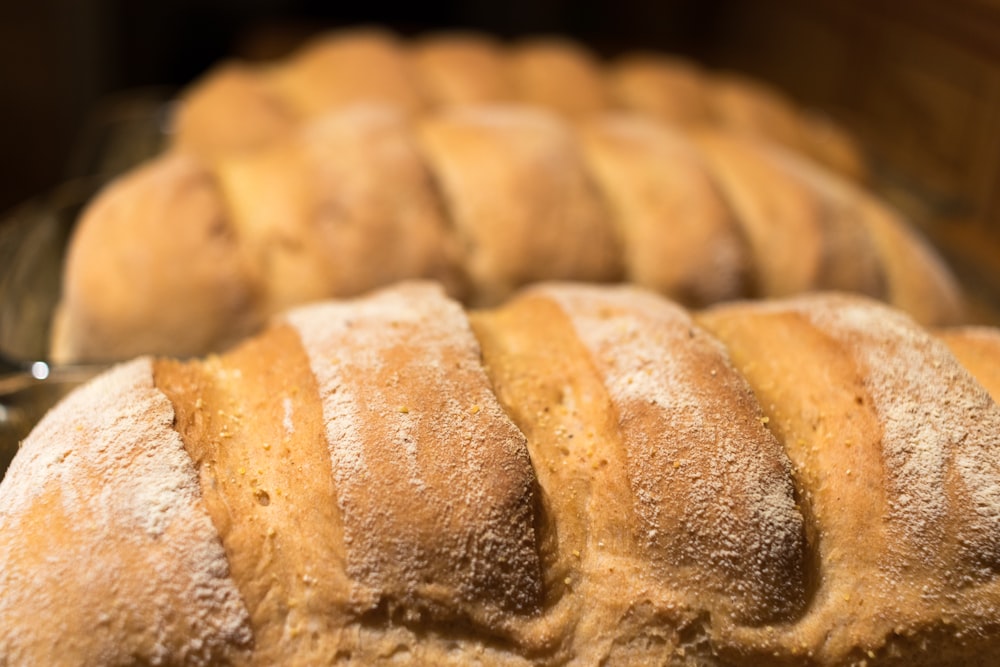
49,100,964,363
3,0,999,236
2,0,1000,365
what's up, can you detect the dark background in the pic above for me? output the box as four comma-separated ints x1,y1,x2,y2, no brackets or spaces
2,0,999,235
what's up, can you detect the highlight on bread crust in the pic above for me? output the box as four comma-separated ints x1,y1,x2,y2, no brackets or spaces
52,102,962,364
6,281,1000,665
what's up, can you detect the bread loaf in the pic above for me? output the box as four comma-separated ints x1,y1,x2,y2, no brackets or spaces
5,281,1000,665
172,28,865,180
51,104,962,364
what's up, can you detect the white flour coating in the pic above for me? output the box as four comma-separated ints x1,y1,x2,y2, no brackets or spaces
283,395,296,435
539,283,805,620
792,294,1000,575
0,358,250,664
284,282,540,614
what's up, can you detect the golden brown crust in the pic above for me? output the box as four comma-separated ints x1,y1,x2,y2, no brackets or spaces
156,326,353,665
0,358,251,665
699,294,1000,664
171,28,865,181
51,152,260,364
9,283,1000,664
691,130,828,298
750,139,886,299
154,284,545,665
508,38,610,117
214,105,462,315
577,114,751,305
474,285,808,631
172,61,296,159
608,53,713,126
853,195,965,326
411,32,514,108
268,28,423,120
54,102,961,363
416,106,623,304
937,327,1000,403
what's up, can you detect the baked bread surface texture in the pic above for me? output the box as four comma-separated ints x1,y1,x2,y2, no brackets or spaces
52,102,962,364
6,282,1000,665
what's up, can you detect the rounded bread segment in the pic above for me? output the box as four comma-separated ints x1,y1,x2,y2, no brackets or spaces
577,114,751,305
417,106,623,304
410,32,515,108
741,138,886,298
754,140,962,326
213,105,462,316
692,129,827,298
268,28,423,120
471,289,655,662
708,75,809,162
155,324,359,665
51,151,259,364
609,53,714,126
939,327,1000,403
166,27,865,180
700,294,1000,663
172,60,296,159
791,295,1000,578
0,358,251,665
509,38,610,117
798,112,869,182
851,194,964,326
284,282,543,627
708,74,866,181
538,283,808,626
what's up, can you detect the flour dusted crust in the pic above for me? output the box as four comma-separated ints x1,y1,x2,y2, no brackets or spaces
0,358,250,665
698,294,1000,664
9,282,1000,665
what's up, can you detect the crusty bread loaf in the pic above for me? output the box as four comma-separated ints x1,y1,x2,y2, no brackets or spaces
6,281,1000,665
172,28,865,180
51,103,961,364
